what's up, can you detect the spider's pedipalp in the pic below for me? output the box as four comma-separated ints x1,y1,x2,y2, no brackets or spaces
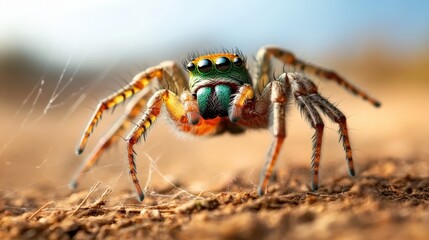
181,91,201,125
229,84,254,123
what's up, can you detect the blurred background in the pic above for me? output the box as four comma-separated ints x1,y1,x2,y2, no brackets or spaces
0,0,428,199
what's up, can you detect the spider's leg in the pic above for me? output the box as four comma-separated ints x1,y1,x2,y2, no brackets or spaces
296,96,324,191
310,94,355,176
77,61,188,155
255,46,381,107
126,90,221,201
257,80,289,196
288,73,326,191
69,92,150,189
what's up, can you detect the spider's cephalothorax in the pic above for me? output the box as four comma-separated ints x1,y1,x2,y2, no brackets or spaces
185,53,251,120
71,46,381,201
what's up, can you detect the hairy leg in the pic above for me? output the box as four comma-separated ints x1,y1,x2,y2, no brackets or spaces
310,94,355,176
126,90,222,201
295,95,325,191
250,70,355,192
254,46,381,107
257,80,289,196
288,72,357,190
76,61,188,154
69,92,150,189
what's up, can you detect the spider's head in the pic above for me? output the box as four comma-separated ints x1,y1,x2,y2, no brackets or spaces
183,52,252,119
184,52,252,92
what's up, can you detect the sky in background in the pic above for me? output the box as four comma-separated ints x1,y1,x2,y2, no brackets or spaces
0,0,428,67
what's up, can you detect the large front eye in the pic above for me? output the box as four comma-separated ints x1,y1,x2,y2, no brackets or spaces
197,59,213,73
215,57,231,72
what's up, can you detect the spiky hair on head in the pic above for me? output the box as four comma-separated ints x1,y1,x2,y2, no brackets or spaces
181,47,246,70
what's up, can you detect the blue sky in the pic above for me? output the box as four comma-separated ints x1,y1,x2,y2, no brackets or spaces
1,0,428,66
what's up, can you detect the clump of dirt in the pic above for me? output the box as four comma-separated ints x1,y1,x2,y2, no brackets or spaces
1,158,428,239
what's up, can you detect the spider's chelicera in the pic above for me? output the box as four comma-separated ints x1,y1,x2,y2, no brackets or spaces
71,46,381,201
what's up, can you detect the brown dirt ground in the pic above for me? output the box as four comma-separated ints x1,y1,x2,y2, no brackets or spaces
1,157,428,240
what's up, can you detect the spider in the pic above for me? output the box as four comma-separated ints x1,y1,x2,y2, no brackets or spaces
70,46,381,201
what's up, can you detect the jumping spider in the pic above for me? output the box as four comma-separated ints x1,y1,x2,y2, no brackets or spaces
71,46,381,201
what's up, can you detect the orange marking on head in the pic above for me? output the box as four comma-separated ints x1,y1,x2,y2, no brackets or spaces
191,53,238,64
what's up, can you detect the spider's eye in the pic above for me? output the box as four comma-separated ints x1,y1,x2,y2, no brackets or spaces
186,62,196,71
233,57,243,67
215,57,231,72
197,59,213,73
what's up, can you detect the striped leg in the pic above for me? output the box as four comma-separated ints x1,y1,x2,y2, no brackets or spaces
288,73,326,190
76,61,188,154
289,73,348,191
126,90,221,201
310,94,355,176
255,46,381,107
69,93,150,189
295,95,325,191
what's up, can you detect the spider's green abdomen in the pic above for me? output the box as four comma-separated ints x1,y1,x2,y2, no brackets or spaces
197,85,232,119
